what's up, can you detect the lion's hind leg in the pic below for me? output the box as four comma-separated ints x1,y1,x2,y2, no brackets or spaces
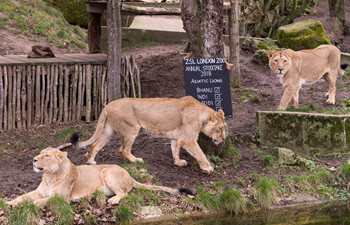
86,123,113,165
171,140,187,167
324,72,337,104
101,168,132,205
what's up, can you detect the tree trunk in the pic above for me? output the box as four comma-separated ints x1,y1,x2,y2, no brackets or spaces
107,0,122,101
328,0,344,24
229,0,240,88
88,13,102,53
181,0,224,57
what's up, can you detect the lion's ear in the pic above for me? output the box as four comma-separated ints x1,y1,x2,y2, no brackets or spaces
268,50,276,59
218,109,225,117
56,151,68,160
209,113,217,123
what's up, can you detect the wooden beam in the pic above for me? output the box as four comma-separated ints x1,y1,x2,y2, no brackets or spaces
88,13,102,53
121,4,180,15
107,0,122,101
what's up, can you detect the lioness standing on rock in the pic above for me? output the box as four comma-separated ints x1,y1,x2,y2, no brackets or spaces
71,96,227,173
268,44,348,110
7,147,193,207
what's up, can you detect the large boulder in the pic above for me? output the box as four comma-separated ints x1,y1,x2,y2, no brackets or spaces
276,19,331,50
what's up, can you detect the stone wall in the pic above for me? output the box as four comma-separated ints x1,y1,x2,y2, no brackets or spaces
257,111,350,155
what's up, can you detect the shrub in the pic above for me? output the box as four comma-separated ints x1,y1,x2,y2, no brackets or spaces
340,163,350,180
254,177,278,209
8,200,40,225
218,187,247,215
92,189,106,207
115,206,134,225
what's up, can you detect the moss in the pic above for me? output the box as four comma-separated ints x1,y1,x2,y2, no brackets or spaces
276,19,331,50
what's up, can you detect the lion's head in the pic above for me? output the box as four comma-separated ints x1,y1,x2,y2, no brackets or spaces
203,110,228,145
33,147,68,173
268,50,292,78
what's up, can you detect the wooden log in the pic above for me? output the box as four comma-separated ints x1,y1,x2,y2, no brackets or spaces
27,66,32,128
44,66,50,124
7,66,13,129
93,65,98,119
63,66,69,122
96,65,101,116
53,65,58,122
40,66,46,125
16,66,22,129
86,64,92,122
0,67,3,130
121,57,126,97
21,66,27,129
101,65,107,107
122,4,181,15
72,65,78,122
82,65,86,120
35,66,41,125
77,65,83,121
3,66,8,130
58,65,64,122
68,66,73,122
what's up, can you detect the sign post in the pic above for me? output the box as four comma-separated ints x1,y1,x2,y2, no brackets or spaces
183,57,233,117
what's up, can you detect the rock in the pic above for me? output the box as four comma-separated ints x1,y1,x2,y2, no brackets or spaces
252,49,269,65
242,38,279,53
138,206,162,218
281,193,318,204
276,19,331,50
277,147,315,167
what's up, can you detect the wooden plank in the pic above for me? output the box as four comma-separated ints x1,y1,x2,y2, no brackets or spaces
49,65,54,123
86,64,92,122
35,66,41,125
53,65,58,122
0,67,3,130
40,66,46,125
77,65,83,121
21,66,26,129
7,66,13,129
27,66,32,128
72,65,78,121
3,66,8,130
58,65,64,122
63,66,69,122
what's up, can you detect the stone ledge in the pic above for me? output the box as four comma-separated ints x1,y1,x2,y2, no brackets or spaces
257,111,350,155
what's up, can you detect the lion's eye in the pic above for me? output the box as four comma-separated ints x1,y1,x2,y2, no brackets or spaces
274,59,278,62
44,155,49,157
283,60,287,63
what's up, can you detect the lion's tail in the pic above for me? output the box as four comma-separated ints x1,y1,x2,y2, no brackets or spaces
132,180,195,196
70,108,108,148
339,63,349,76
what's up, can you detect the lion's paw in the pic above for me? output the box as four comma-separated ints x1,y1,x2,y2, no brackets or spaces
135,158,144,163
175,159,187,167
86,160,97,165
326,99,335,104
201,166,214,174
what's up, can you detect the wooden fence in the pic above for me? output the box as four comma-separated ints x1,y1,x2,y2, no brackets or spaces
0,53,141,130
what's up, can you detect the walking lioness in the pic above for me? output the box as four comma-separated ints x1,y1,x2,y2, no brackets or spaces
268,44,348,110
71,96,228,173
7,147,193,207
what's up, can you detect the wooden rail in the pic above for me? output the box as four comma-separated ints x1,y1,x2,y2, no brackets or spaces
0,53,141,130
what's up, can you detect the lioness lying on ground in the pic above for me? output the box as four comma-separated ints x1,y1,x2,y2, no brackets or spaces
268,44,348,110
71,96,227,173
7,147,192,207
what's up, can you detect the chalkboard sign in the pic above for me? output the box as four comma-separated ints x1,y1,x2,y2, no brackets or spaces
183,57,233,117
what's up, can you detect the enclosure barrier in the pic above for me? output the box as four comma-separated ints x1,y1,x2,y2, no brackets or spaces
0,54,141,130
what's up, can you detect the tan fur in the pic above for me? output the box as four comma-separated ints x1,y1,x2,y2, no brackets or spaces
75,96,227,173
268,44,344,110
7,148,185,207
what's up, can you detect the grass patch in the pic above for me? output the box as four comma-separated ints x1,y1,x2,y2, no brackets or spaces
254,177,278,209
122,161,148,182
223,136,241,161
262,154,276,167
286,104,315,112
238,90,252,103
340,163,350,180
9,200,40,225
31,135,46,149
115,206,134,224
195,186,247,215
55,127,75,142
119,188,159,211
83,211,98,225
92,189,106,207
0,17,9,29
47,195,74,225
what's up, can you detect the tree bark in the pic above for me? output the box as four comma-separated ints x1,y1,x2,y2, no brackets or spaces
107,0,122,101
229,0,240,88
181,0,224,58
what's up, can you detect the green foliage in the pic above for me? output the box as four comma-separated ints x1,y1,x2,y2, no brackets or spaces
31,135,46,149
83,211,98,225
218,188,247,215
9,200,40,225
119,188,159,211
0,198,8,211
92,189,106,207
286,104,315,112
238,90,252,103
47,195,74,225
79,197,90,208
122,162,148,182
223,136,241,161
1,0,87,49
340,163,350,180
55,127,75,142
262,154,276,167
254,177,278,209
195,186,247,215
115,206,134,225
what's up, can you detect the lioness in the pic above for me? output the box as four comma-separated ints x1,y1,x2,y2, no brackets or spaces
7,147,192,207
268,44,348,110
71,96,227,173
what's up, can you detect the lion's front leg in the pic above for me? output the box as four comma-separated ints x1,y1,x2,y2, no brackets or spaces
171,140,187,167
292,89,299,108
278,86,298,110
182,140,213,173
7,190,42,207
